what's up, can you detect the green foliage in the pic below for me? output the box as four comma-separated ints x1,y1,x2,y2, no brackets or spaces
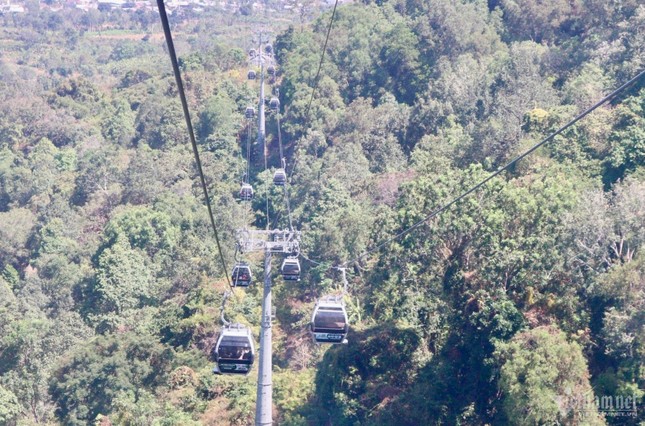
1,309,92,424
37,217,80,257
314,325,423,425
497,0,581,43
591,252,645,422
301,178,373,264
102,98,136,146
274,368,315,422
135,95,188,149
102,205,179,258
197,93,240,152
50,332,174,425
563,178,645,277
495,326,605,425
55,147,77,172
1,265,19,288
0,207,36,266
0,1,642,424
73,145,125,206
0,385,20,424
91,237,154,326
109,40,155,62
608,89,645,180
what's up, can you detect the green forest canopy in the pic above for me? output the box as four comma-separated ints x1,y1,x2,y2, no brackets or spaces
0,0,643,424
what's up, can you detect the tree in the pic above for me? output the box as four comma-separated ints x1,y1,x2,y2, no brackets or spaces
1,308,91,424
564,178,645,275
101,205,179,259
497,0,582,43
313,325,424,425
494,326,605,425
475,41,559,165
101,99,135,146
135,95,188,150
334,97,408,172
0,208,36,268
50,332,173,425
300,178,373,265
607,89,645,180
73,145,124,208
197,93,239,149
0,385,20,425
92,237,154,318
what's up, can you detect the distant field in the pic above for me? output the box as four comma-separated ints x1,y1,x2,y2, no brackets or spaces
86,30,167,41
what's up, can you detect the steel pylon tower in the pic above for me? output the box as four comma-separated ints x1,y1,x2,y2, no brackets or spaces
244,32,297,425
255,250,272,425
251,32,280,426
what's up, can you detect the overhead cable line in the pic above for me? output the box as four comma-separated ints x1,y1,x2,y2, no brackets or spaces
246,121,252,184
277,114,285,161
260,65,272,232
303,0,339,130
276,114,294,230
156,0,233,291
297,70,645,271
288,0,340,179
264,139,271,231
337,69,645,268
243,120,253,229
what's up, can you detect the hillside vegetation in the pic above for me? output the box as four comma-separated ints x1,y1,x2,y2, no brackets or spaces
0,0,643,425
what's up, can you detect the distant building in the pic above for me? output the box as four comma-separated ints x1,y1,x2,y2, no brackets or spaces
0,3,25,13
97,0,127,10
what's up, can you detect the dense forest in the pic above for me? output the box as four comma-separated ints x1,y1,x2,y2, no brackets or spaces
0,0,643,424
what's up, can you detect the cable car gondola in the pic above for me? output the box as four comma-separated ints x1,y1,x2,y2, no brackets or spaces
265,43,273,54
247,70,256,80
231,261,252,287
269,97,280,111
273,168,286,186
213,324,255,375
249,48,256,57
245,106,256,118
240,183,254,201
281,257,300,281
267,65,276,76
310,296,349,344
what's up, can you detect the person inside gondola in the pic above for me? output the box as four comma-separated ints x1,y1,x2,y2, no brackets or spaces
220,346,235,359
317,309,347,330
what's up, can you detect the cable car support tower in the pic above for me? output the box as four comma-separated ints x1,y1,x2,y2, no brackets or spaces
237,228,301,425
241,32,302,426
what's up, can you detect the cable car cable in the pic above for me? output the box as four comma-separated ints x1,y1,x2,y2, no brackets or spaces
337,68,645,269
242,116,254,229
262,67,271,231
300,252,324,266
301,0,339,142
245,123,251,225
300,69,644,334
276,114,294,231
283,177,294,231
246,119,252,185
288,0,340,180
156,0,234,291
339,267,348,294
265,148,271,231
276,114,285,161
237,121,251,230
295,69,645,272
220,290,232,326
